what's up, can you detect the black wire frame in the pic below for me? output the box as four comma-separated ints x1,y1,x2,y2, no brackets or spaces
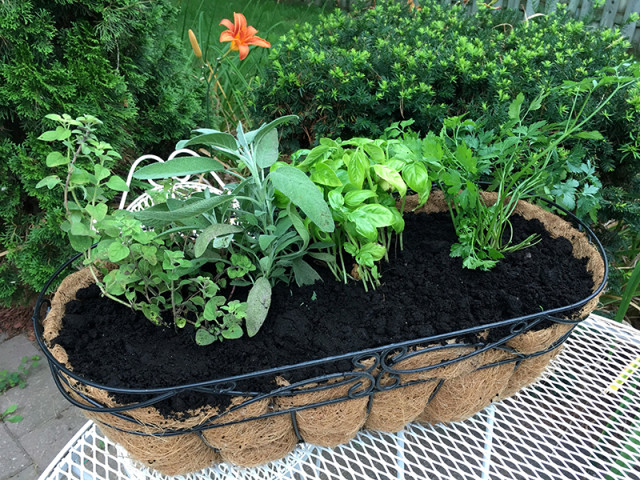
32,197,608,437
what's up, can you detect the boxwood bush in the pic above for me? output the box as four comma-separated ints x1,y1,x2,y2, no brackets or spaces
251,0,639,237
0,0,204,304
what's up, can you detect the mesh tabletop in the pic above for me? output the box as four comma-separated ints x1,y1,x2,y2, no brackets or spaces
38,314,640,480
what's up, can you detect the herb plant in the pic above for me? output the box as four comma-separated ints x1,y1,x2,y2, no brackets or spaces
429,65,640,270
37,115,253,344
129,116,335,340
291,123,429,290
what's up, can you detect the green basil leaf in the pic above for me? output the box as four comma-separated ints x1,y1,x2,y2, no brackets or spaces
402,163,430,206
344,189,377,206
347,150,368,189
310,163,343,187
373,164,407,197
349,204,395,229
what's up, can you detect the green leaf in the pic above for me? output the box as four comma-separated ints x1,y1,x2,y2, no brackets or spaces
296,144,331,169
402,163,430,204
310,163,342,187
69,234,92,252
7,415,23,423
287,204,310,246
108,243,130,262
195,328,217,346
259,234,277,251
70,220,91,236
508,93,525,120
44,113,64,122
574,131,604,140
328,190,344,209
94,164,111,181
221,324,244,339
363,143,386,163
270,166,334,233
182,131,238,151
133,157,225,180
350,204,395,228
291,258,322,287
246,277,272,337
38,126,70,142
255,128,279,168
134,196,231,223
248,115,298,146
194,224,243,257
455,144,476,173
35,175,61,189
348,150,368,189
105,176,129,192
203,299,220,321
344,189,377,206
4,404,18,415
70,168,92,185
373,164,407,196
85,204,108,222
46,151,68,167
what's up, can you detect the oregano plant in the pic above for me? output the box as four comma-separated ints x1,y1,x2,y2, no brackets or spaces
37,115,252,344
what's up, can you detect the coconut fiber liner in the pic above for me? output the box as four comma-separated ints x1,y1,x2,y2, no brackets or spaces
41,193,604,475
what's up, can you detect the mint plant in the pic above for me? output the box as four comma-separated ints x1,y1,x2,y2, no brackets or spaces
131,116,335,339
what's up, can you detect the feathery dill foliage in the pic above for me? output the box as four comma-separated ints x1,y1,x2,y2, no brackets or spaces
0,0,205,304
251,0,639,235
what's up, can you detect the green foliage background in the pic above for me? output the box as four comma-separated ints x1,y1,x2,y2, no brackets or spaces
251,0,640,242
0,0,204,304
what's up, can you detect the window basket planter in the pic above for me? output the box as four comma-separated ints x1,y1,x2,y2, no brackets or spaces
33,193,607,477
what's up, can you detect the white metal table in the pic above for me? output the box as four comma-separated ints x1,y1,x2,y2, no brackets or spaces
38,314,640,480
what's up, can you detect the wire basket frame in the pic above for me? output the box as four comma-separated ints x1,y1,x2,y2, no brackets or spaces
32,192,608,442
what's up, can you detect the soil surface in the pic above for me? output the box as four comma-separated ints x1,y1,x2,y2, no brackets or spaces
51,212,595,415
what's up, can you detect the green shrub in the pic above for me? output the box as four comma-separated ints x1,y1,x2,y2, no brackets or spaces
251,0,639,229
0,0,204,304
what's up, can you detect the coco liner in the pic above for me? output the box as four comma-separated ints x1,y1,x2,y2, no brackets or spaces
34,193,606,475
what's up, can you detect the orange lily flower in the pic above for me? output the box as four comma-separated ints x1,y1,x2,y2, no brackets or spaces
219,12,271,61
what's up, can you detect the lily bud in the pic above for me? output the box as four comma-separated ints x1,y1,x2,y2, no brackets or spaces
188,29,202,59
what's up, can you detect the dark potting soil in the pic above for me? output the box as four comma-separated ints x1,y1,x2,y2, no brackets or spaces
53,212,595,416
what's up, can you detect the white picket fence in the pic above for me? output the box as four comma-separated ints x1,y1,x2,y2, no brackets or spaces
299,0,640,47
